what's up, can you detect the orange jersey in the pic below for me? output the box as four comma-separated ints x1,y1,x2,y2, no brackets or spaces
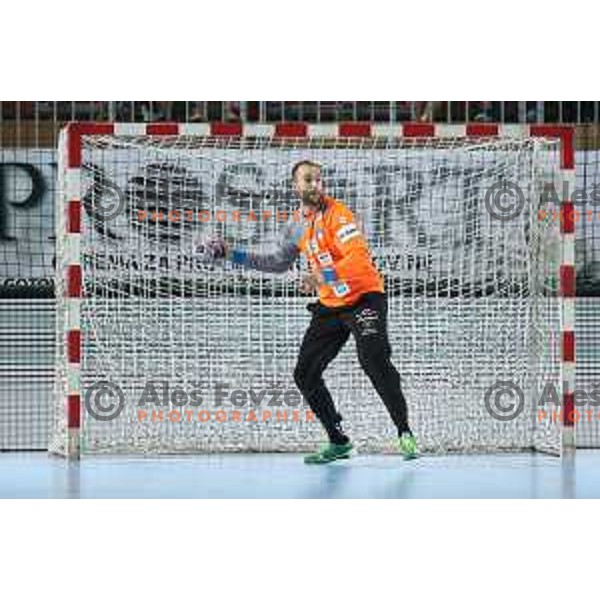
298,196,384,307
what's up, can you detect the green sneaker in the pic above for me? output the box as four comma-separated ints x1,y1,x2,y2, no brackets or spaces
304,442,354,464
398,433,418,460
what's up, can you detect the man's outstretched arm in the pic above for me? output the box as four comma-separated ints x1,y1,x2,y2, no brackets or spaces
198,223,303,274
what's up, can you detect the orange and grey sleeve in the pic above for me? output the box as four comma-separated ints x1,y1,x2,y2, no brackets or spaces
229,223,302,274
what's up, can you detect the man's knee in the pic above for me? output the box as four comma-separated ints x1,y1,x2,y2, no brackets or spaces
293,362,305,389
294,360,325,397
357,339,392,374
294,360,312,391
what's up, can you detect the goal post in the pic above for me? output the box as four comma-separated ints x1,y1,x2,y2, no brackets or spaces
51,121,576,458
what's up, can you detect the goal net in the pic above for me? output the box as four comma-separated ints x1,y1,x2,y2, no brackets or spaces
51,124,568,457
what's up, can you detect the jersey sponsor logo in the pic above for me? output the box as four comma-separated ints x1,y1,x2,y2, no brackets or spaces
336,223,360,244
333,282,350,297
317,251,333,266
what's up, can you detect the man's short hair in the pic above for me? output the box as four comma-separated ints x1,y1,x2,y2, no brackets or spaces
292,160,321,179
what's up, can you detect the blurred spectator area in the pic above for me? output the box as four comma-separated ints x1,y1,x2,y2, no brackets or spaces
2,101,598,124
1,101,599,147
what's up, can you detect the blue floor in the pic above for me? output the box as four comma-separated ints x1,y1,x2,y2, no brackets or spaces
2,451,599,498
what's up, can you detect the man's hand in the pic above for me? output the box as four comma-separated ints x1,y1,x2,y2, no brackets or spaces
300,271,324,294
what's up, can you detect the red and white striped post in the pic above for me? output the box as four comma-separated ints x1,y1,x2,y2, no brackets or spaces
64,123,83,458
529,126,576,451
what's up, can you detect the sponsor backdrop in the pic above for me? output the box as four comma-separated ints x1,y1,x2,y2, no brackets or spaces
3,148,598,295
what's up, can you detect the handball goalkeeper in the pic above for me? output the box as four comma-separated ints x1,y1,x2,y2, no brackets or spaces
201,160,417,464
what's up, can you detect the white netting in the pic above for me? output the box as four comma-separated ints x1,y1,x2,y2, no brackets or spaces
51,133,563,455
